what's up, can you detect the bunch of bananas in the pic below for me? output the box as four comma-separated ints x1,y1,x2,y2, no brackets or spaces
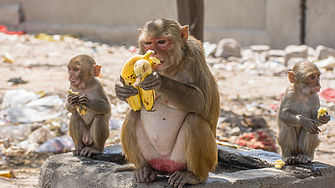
317,107,327,118
67,88,88,115
121,50,160,111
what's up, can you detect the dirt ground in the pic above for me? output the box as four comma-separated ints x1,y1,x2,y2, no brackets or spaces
0,33,335,187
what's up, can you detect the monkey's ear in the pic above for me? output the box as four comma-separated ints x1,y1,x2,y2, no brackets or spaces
181,25,189,42
138,28,142,33
93,65,102,77
288,71,296,83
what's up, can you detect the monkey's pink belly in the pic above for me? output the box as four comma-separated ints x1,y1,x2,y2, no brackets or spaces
148,158,187,174
137,97,188,172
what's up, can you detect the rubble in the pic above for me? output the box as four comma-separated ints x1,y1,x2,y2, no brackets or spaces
1,31,335,187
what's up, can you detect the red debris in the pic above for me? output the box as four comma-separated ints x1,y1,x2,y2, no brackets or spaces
236,131,277,152
0,25,26,35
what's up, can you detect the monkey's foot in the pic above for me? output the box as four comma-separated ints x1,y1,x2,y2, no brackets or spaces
168,171,202,188
296,154,311,164
285,157,297,165
79,146,101,157
133,166,157,183
72,145,84,156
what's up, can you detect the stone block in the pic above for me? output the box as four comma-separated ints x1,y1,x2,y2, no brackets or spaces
38,145,335,188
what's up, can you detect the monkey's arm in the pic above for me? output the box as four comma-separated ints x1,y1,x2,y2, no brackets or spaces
278,97,320,134
142,73,205,113
78,92,110,114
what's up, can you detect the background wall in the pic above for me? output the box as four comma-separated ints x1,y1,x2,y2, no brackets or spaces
0,0,334,49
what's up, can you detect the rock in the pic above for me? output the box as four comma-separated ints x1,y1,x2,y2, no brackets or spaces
315,56,335,70
250,45,271,53
215,38,241,58
315,45,335,60
230,127,241,136
269,49,285,57
284,45,308,66
38,145,335,188
287,57,305,69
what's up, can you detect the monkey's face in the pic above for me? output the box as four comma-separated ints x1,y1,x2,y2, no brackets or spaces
140,37,173,72
68,62,82,88
305,72,321,94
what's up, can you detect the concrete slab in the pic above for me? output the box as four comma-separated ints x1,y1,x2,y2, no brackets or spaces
37,145,335,188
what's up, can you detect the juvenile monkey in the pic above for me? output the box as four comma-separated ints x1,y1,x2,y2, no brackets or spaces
277,60,330,165
66,54,111,157
115,18,220,187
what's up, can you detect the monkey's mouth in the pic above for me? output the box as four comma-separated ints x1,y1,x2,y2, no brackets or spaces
70,80,78,86
153,61,165,71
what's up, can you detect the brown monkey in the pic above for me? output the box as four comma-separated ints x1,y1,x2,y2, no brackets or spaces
115,18,220,187
277,60,330,165
66,54,111,157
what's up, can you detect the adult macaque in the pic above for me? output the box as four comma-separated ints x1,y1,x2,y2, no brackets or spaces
277,60,330,165
66,54,111,157
115,18,220,187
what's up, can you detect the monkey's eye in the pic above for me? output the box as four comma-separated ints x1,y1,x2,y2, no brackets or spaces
158,40,166,44
143,41,152,45
309,74,316,79
74,68,79,71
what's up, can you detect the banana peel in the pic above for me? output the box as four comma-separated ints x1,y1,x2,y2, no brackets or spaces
121,50,160,111
67,88,88,115
133,59,155,111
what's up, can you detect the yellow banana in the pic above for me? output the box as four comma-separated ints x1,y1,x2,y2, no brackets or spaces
67,88,88,115
317,107,327,118
133,59,155,111
121,50,160,111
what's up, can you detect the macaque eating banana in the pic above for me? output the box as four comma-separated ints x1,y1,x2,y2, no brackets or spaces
67,88,88,115
121,50,160,111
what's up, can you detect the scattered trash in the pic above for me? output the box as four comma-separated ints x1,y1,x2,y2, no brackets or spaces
35,135,73,153
0,25,25,35
3,95,64,123
319,87,335,102
0,124,32,140
2,52,15,63
7,77,28,86
0,170,12,178
236,131,277,152
203,42,217,57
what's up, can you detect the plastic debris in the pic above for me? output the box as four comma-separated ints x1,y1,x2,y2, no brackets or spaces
2,52,15,63
0,171,12,178
36,135,73,153
7,77,28,86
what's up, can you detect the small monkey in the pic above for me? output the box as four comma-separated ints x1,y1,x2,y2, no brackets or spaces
277,60,330,165
66,54,111,157
115,18,220,187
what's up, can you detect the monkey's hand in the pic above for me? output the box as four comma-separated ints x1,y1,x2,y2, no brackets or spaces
140,72,162,91
318,114,330,125
67,95,79,105
300,117,321,134
78,93,89,106
115,76,139,101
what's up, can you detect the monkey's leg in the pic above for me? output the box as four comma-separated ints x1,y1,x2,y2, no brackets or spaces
80,114,110,157
168,114,217,188
69,112,85,155
277,123,298,165
295,129,320,164
121,110,155,182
